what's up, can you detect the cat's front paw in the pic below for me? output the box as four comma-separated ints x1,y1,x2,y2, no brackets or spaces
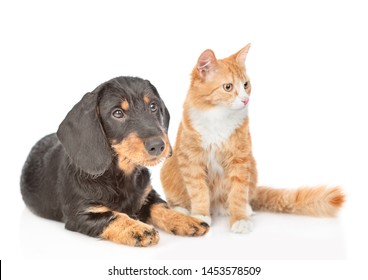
231,219,253,234
192,214,212,226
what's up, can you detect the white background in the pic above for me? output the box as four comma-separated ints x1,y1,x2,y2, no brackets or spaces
1,0,367,279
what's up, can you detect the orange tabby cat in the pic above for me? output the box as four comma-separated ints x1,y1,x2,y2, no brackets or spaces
160,44,345,233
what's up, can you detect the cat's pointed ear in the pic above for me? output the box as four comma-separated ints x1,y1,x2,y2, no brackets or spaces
235,43,251,65
197,49,217,77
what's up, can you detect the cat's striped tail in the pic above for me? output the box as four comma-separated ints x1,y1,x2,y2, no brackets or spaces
250,186,345,217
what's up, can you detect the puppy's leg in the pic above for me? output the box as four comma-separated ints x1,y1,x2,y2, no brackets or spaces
101,213,159,246
66,206,159,247
137,189,209,236
148,203,209,236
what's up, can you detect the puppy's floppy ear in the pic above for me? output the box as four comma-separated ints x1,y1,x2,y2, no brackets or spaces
161,100,170,132
57,92,112,176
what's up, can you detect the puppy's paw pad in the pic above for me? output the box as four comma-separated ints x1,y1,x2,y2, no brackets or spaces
173,206,190,216
131,226,159,247
231,219,253,234
192,214,212,226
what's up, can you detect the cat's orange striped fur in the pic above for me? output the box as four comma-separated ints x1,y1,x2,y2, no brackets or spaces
160,44,345,233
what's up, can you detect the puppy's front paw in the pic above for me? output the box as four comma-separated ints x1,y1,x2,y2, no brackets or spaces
150,204,209,237
170,214,210,236
101,215,160,246
129,223,160,247
231,219,253,234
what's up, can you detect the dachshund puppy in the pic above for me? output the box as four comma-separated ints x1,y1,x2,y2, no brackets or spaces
21,76,209,246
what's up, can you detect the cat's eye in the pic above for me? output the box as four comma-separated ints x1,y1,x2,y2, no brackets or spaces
244,81,249,89
112,109,124,119
150,102,158,113
223,83,233,92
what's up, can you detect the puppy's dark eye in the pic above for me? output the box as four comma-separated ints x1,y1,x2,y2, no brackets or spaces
112,109,124,119
150,102,158,113
223,83,233,92
244,81,249,89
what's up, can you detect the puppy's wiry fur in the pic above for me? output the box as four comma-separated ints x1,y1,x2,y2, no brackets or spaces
160,44,345,234
20,76,209,246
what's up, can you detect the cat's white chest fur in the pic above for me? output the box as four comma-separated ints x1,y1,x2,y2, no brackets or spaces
188,105,253,230
189,105,248,149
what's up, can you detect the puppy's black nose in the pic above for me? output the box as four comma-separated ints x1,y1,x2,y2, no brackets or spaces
144,137,165,156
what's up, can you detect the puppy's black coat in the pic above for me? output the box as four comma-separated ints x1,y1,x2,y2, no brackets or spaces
21,76,209,246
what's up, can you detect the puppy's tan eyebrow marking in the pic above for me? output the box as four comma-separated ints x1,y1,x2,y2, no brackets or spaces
121,100,129,110
144,96,151,104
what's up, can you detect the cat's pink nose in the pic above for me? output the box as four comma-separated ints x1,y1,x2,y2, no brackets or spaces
242,97,249,105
